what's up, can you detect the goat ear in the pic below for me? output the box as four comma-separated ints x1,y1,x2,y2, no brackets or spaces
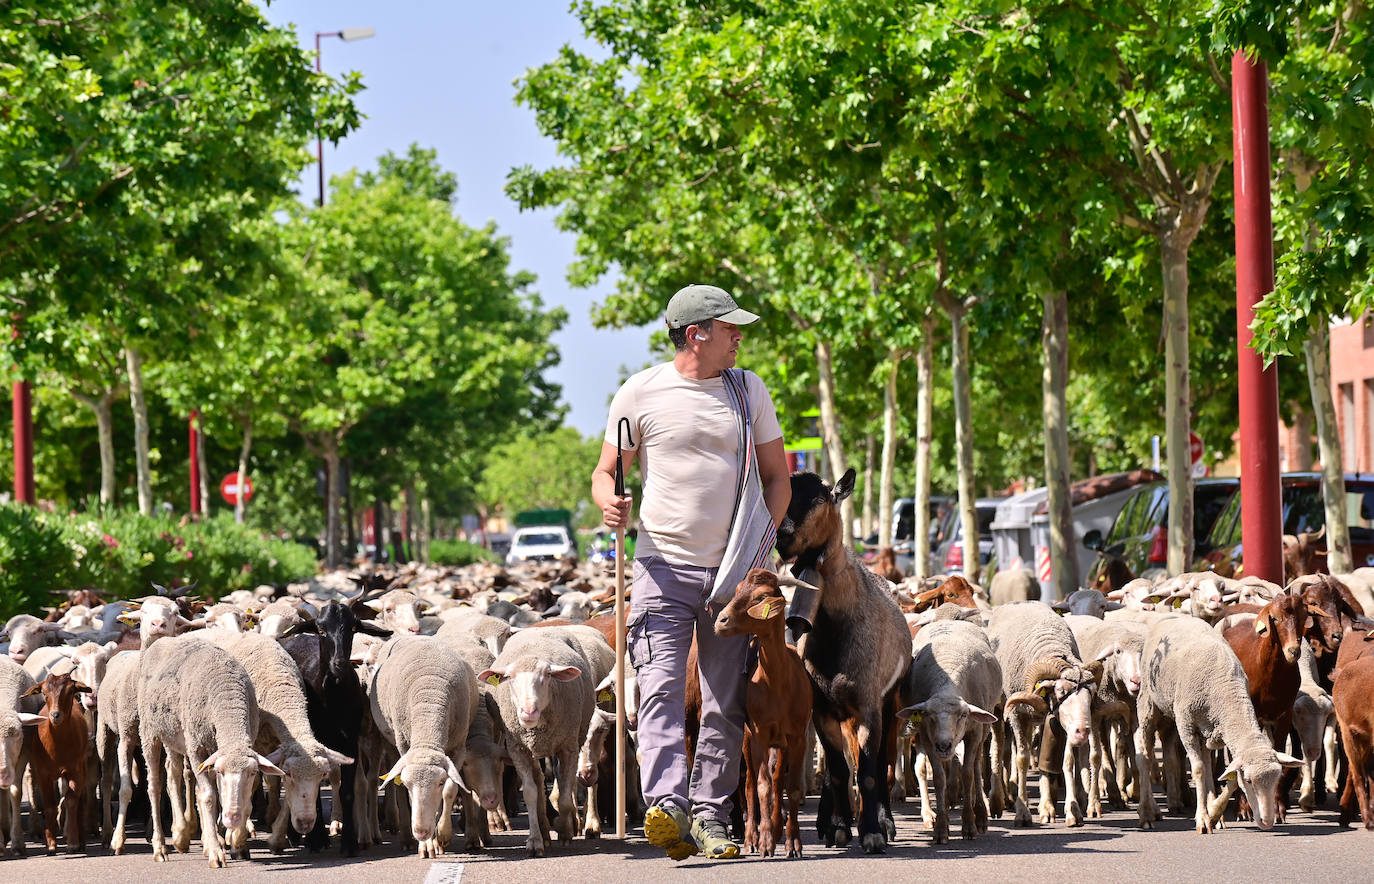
746,600,781,620
357,619,392,638
1254,617,1269,635
832,468,856,504
19,712,43,726
22,684,42,698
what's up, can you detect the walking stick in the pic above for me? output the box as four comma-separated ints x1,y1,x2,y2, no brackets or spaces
614,417,633,840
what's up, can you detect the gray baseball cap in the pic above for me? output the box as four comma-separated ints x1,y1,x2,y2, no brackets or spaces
664,284,760,329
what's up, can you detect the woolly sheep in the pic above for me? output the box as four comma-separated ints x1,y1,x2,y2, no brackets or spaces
478,630,594,857
0,656,38,856
203,630,352,853
364,590,435,636
988,601,1104,827
898,619,1000,843
24,641,118,713
1134,615,1302,833
989,568,1039,606
370,635,477,858
2,614,68,664
136,635,285,867
437,610,512,656
1052,589,1123,618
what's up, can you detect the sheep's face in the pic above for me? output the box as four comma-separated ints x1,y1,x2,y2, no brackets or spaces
1047,671,1097,747
138,599,183,645
6,616,59,663
1225,746,1302,830
485,660,582,729
256,603,303,639
901,697,995,760
714,570,785,638
206,605,247,633
60,605,99,632
1193,582,1226,618
67,642,115,710
367,591,429,635
211,755,261,832
776,470,855,563
278,752,334,835
462,748,504,812
1110,648,1143,696
0,720,24,787
382,749,461,844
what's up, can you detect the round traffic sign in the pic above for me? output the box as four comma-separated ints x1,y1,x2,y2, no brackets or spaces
1188,431,1203,465
220,472,254,505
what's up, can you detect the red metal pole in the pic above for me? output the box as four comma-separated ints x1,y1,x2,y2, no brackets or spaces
12,380,33,505
189,410,202,517
1232,52,1283,584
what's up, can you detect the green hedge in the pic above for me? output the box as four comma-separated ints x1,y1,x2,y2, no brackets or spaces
0,506,318,621
428,538,499,567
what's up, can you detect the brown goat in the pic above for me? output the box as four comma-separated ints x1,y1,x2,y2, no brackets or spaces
21,671,92,854
869,548,904,584
1333,654,1374,828
1222,592,1322,821
913,575,979,613
1300,574,1367,657
714,569,813,858
1093,555,1136,594
1282,526,1326,584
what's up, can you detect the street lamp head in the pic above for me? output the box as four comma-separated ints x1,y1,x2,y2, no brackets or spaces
339,27,376,42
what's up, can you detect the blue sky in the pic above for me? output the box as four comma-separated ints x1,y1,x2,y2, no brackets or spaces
256,1,655,439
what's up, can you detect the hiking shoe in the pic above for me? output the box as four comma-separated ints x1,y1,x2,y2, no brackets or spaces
644,804,698,861
690,816,740,859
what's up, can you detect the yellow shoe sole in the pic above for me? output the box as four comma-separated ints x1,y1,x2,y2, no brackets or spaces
644,806,699,861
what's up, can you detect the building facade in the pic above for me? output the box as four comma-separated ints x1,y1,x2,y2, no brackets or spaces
1331,316,1374,475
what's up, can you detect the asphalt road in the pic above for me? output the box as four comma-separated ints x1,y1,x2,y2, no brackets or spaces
6,791,1368,884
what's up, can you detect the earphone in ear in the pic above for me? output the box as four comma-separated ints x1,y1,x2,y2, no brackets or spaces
694,333,708,342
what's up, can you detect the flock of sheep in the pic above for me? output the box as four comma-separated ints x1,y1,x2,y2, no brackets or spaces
1,468,1373,868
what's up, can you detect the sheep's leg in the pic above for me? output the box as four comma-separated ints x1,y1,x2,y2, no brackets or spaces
435,777,458,855
162,753,192,854
961,732,986,839
988,717,1006,819
581,769,601,840
916,751,935,830
192,765,227,868
1134,718,1158,829
110,736,136,854
462,789,484,851
1162,733,1186,815
1324,720,1340,797
326,765,343,836
3,783,20,856
1087,727,1104,821
1113,720,1134,804
145,740,169,862
1011,716,1033,827
552,747,579,846
268,796,292,853
509,746,547,857
1185,744,1215,835
181,758,199,839
929,749,949,845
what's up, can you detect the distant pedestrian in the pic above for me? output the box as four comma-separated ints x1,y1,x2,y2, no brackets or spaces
591,284,790,860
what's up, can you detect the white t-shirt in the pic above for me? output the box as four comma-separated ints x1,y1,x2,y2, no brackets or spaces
604,362,783,567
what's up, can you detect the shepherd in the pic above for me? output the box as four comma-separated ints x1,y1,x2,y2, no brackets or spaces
591,283,790,861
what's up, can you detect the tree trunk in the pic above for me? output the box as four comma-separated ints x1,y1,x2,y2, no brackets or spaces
878,352,902,550
1042,289,1078,600
197,420,210,517
323,438,342,569
343,457,356,555
862,434,876,543
235,418,253,524
815,337,854,540
373,494,386,565
71,390,117,507
950,306,980,583
420,497,432,563
1289,404,1314,471
1304,322,1352,573
1161,235,1194,575
125,346,153,516
913,331,934,580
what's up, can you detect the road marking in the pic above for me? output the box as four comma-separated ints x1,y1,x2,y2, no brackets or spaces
424,862,464,884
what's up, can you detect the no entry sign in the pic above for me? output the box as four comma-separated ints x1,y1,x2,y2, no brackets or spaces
220,472,255,505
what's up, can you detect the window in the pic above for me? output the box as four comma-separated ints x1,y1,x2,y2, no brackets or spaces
1108,492,1141,543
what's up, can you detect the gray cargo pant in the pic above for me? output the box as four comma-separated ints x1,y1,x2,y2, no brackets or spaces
628,555,749,824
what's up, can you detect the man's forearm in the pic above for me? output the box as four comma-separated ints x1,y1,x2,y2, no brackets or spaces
763,476,790,528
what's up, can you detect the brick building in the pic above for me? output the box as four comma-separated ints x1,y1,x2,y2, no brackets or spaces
1331,315,1374,474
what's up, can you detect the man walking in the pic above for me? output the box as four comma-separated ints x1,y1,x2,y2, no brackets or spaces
592,284,790,860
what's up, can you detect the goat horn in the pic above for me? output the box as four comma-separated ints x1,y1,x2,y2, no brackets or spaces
775,573,822,595
1004,691,1048,716
1022,656,1067,693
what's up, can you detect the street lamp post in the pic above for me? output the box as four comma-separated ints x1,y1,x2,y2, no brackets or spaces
314,26,376,206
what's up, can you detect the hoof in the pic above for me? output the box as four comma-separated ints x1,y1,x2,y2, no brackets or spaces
831,827,851,848
153,847,169,863
860,832,886,854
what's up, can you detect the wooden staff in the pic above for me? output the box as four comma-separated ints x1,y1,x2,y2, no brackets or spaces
614,417,633,839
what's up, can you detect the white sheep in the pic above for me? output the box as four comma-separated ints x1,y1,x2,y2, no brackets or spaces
364,590,435,636
2,614,69,664
0,656,39,856
1065,614,1145,811
136,635,284,866
370,635,477,857
1135,615,1302,833
478,630,594,857
897,619,1000,843
1052,589,1124,618
203,630,352,853
988,601,1104,828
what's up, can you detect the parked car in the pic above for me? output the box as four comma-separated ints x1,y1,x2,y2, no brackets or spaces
861,495,955,576
505,525,576,565
1082,478,1239,581
1197,473,1374,576
932,498,1000,575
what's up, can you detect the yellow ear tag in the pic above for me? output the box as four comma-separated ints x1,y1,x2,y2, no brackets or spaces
1254,619,1268,635
908,713,923,726
762,602,772,618
486,674,502,686
597,690,613,703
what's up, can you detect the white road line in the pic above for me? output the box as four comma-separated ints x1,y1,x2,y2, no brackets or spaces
423,861,464,884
